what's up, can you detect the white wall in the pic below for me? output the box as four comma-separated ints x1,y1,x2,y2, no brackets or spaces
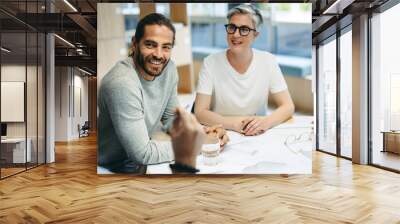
1,63,46,164
1,65,26,81
1,65,36,137
1,66,26,132
54,67,89,141
72,73,89,138
1,82,25,122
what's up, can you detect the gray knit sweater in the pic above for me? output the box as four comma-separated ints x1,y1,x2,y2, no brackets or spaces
98,57,178,168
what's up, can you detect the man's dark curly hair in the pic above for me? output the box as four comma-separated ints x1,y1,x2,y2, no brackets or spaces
134,13,176,46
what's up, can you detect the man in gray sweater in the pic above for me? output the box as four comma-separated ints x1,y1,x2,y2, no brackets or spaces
98,13,228,173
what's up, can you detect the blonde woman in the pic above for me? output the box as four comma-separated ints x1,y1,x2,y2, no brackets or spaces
194,4,294,136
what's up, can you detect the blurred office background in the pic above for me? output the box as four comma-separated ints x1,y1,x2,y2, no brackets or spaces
97,3,313,115
0,0,97,179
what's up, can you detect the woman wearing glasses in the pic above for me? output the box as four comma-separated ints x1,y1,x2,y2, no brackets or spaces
194,4,294,136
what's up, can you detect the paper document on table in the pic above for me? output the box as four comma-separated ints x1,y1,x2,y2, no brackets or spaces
146,125,312,174
217,131,309,173
275,116,313,129
223,131,253,148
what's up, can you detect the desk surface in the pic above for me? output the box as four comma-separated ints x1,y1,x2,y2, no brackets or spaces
381,131,400,134
1,138,27,143
147,117,313,174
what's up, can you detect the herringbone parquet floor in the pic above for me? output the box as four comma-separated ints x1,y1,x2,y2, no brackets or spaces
1,135,400,223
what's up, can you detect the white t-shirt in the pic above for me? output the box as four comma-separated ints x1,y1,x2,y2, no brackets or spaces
196,49,288,116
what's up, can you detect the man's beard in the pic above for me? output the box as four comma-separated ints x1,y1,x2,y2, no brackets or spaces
135,47,169,78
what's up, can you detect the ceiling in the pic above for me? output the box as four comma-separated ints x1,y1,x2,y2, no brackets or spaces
310,0,390,44
0,0,97,74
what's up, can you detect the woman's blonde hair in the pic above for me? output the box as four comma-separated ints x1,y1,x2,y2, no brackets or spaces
227,4,263,29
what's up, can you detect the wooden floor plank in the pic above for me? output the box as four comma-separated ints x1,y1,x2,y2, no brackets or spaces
0,135,400,223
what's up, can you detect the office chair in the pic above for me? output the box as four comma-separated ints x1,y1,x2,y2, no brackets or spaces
79,121,90,138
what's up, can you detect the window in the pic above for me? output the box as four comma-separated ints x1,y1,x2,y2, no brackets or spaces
317,36,337,155
370,3,400,171
339,28,352,158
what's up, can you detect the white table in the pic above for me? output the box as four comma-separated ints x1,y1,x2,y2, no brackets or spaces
147,116,313,174
1,138,32,163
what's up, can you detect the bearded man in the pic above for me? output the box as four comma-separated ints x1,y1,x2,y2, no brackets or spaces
98,13,228,174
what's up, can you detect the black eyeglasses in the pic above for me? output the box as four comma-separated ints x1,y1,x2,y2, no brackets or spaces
224,24,257,36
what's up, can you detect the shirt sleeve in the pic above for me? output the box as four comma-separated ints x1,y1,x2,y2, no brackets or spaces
269,55,288,94
161,69,179,131
104,82,174,165
196,59,213,95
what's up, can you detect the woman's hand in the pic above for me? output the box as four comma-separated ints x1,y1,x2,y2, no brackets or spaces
230,118,248,133
204,125,230,149
241,117,271,136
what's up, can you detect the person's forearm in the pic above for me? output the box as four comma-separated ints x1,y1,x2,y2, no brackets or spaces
195,110,244,131
263,104,295,129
